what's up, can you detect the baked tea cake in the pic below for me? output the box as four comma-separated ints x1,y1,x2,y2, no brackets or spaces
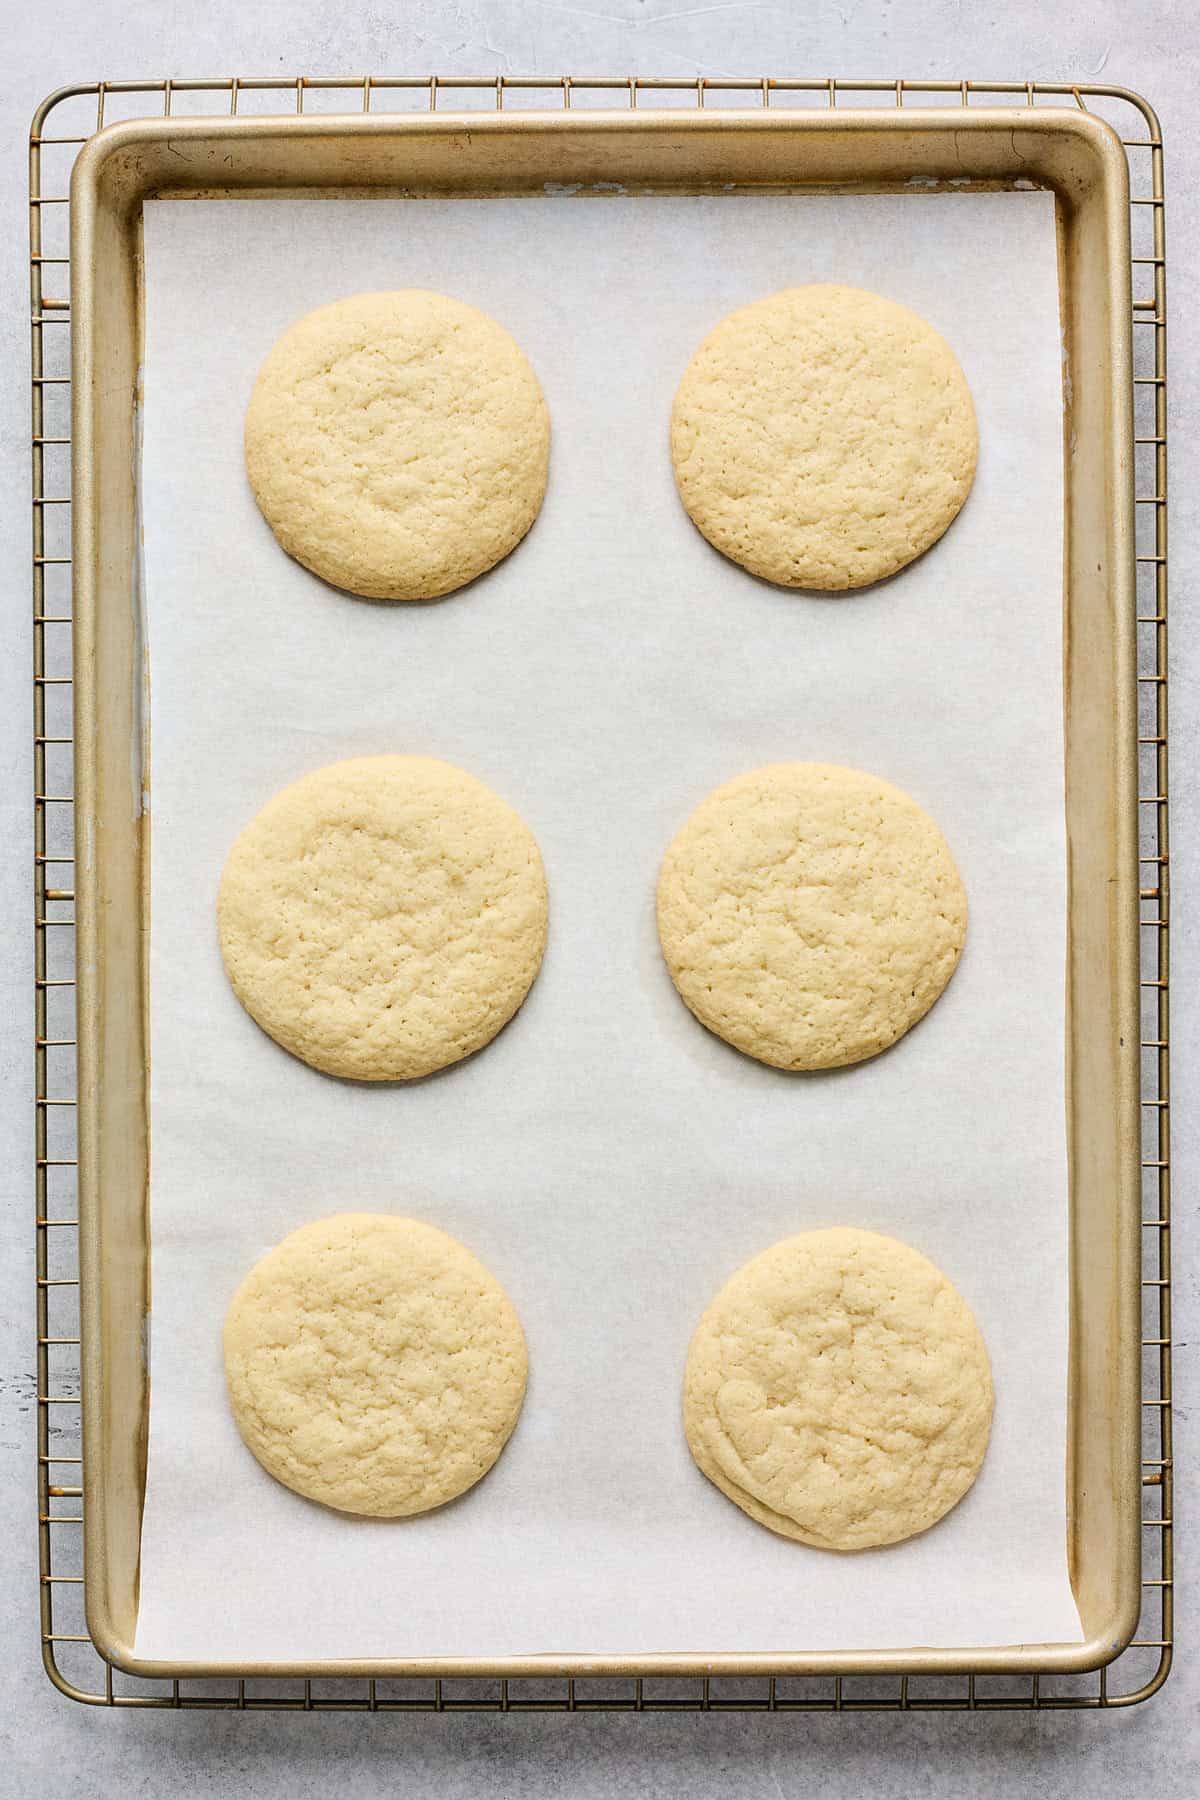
657,761,966,1070
224,1214,527,1517
245,290,550,599
671,284,977,590
218,755,548,1080
683,1227,993,1549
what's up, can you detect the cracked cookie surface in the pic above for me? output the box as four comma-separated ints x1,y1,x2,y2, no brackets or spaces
217,755,548,1081
656,761,966,1070
683,1227,993,1549
245,289,550,599
224,1213,528,1517
670,284,977,590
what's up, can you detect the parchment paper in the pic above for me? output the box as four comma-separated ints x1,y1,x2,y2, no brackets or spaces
134,189,1081,1661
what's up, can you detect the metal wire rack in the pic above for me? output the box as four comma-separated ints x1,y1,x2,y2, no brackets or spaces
29,73,1171,1712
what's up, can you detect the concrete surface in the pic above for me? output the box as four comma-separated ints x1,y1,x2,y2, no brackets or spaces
1,3,1195,1794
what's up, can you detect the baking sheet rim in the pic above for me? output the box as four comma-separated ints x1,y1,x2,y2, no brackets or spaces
71,103,1141,1681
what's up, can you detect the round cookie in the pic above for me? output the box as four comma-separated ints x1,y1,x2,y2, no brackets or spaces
224,1214,528,1517
657,762,965,1070
245,290,550,599
683,1228,993,1549
218,755,548,1081
670,284,977,590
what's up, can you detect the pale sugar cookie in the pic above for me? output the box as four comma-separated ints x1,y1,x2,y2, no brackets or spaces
656,762,965,1070
245,290,549,599
670,285,976,589
217,755,548,1080
224,1214,527,1517
683,1228,993,1549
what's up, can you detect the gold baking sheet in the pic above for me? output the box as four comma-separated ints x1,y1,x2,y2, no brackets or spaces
34,81,1156,1703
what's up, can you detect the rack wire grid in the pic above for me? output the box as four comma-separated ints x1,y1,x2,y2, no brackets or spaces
29,73,1171,1713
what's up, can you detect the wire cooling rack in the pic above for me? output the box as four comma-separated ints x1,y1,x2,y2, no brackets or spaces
29,73,1171,1712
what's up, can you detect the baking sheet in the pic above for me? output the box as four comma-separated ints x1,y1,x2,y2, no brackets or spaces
134,189,1080,1662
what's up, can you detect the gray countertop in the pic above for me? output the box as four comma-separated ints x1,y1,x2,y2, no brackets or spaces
1,2,1196,1793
